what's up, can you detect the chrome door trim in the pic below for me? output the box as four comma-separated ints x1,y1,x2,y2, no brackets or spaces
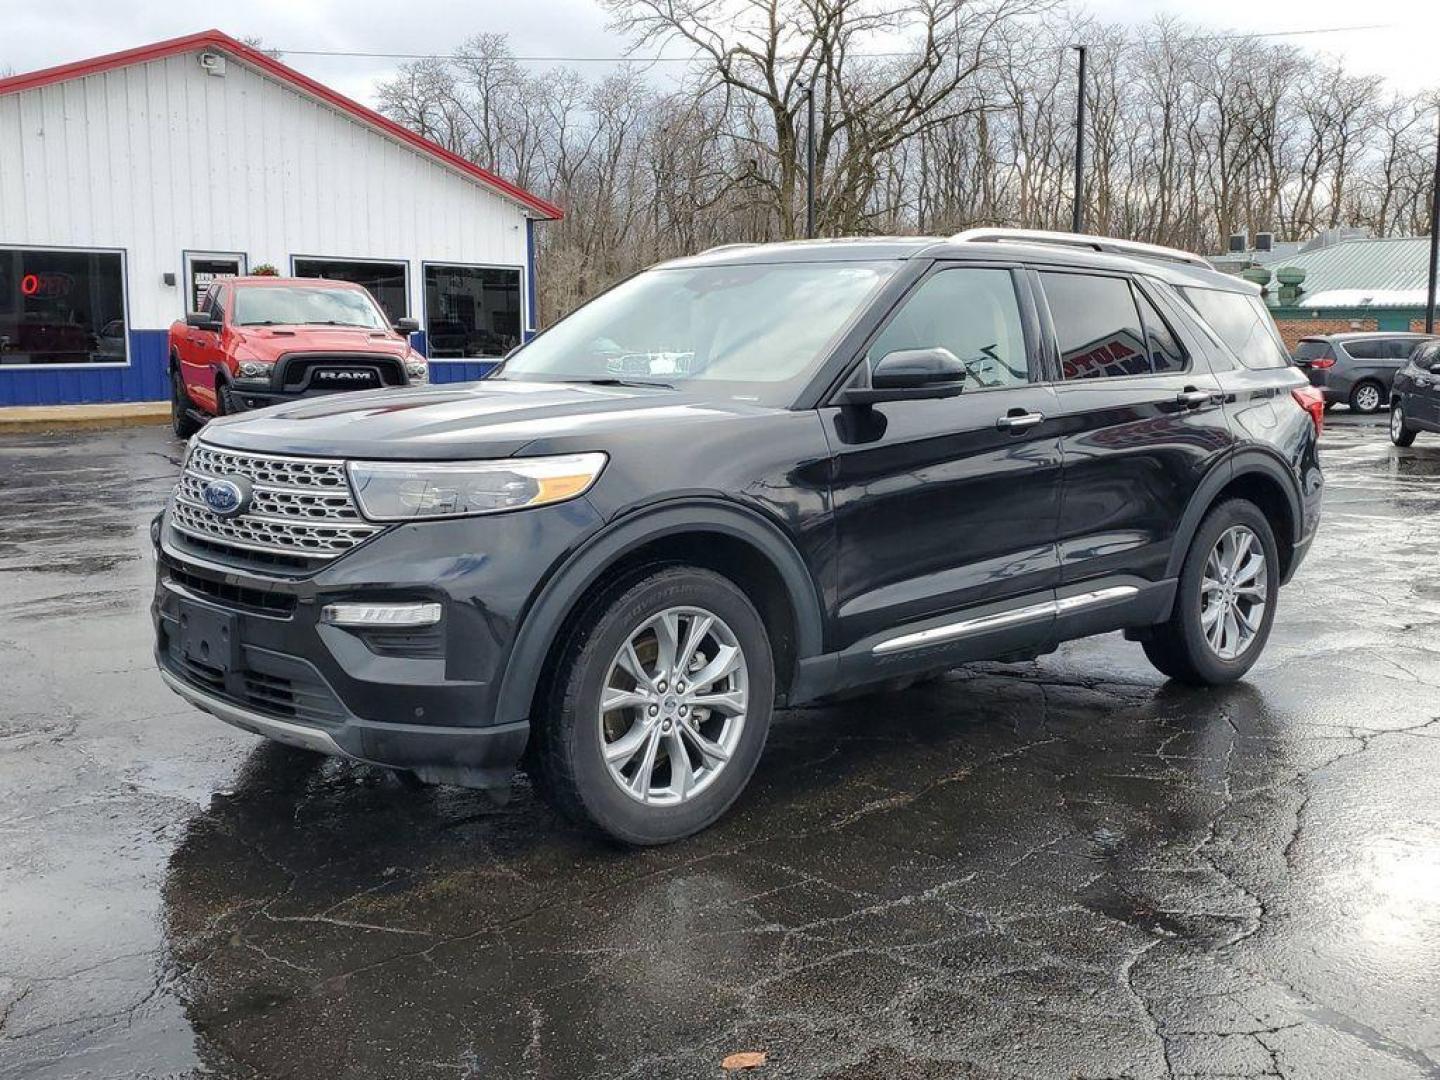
871,585,1138,656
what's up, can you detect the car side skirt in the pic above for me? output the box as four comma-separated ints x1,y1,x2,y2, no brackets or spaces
789,575,1176,703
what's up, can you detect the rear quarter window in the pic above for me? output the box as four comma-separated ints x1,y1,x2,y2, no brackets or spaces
1181,287,1291,370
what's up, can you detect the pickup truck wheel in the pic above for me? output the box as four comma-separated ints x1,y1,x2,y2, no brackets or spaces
170,368,201,438
531,566,774,845
1141,499,1279,686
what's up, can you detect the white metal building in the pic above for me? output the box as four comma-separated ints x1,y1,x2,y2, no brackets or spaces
0,30,563,406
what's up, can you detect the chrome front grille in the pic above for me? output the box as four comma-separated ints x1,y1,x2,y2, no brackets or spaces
171,443,382,565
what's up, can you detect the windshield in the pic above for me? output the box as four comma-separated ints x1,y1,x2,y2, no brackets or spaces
496,261,898,402
233,286,390,329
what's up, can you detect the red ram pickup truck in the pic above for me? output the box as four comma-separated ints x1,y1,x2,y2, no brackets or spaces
169,276,428,437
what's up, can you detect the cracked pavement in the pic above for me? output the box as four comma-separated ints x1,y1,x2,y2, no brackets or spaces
1,417,1438,1079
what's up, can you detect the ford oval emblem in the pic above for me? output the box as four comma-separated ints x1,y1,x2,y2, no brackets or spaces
201,476,251,518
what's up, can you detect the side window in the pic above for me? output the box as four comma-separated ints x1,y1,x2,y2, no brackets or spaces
1133,288,1188,374
1344,340,1382,360
198,286,217,315
1040,272,1149,380
1180,288,1290,370
866,267,1030,390
210,287,228,325
1384,339,1415,360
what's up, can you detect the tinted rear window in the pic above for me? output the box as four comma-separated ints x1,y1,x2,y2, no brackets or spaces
1295,340,1331,360
1343,339,1385,360
1181,288,1291,370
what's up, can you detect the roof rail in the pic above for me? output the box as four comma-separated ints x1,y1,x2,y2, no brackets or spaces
948,228,1211,269
699,242,759,255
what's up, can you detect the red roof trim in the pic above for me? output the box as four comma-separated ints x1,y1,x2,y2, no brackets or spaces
0,29,564,220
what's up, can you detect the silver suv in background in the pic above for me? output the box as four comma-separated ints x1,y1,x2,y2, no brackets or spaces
1293,332,1438,414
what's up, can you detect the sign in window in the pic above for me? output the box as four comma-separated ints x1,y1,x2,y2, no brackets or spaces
185,252,245,314
0,248,127,366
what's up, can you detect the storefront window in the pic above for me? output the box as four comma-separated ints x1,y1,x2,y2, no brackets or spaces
293,258,408,324
0,248,127,365
423,264,522,359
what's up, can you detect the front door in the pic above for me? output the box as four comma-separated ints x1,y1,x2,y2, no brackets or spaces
1403,342,1440,428
1035,269,1234,588
823,264,1063,656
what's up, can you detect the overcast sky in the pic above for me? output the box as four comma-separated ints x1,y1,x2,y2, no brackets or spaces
3,0,1438,103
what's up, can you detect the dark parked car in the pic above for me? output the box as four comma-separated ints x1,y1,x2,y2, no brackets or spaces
152,230,1323,844
1293,332,1438,414
1390,339,1440,446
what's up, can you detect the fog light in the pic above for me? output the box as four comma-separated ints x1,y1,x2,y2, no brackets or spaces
405,362,428,383
319,602,442,628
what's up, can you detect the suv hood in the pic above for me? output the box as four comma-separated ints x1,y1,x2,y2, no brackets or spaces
233,326,412,362
200,379,783,460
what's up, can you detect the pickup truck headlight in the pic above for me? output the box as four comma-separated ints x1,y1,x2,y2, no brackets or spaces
347,453,607,521
405,361,428,383
237,359,273,378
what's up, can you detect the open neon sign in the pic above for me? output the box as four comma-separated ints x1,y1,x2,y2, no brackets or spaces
19,272,73,299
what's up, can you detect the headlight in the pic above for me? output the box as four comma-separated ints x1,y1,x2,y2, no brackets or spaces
405,361,428,383
347,453,607,521
237,359,273,378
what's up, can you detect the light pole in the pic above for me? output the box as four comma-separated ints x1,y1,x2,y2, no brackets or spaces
1426,102,1440,335
1072,45,1086,234
799,81,817,239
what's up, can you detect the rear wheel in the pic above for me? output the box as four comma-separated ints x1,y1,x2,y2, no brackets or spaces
170,367,201,438
1390,403,1417,447
1349,380,1384,414
1142,499,1279,685
530,566,774,845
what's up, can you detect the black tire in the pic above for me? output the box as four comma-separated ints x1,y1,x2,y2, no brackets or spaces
529,565,775,845
1348,380,1384,415
171,366,201,438
1142,499,1280,686
216,383,236,416
1390,403,1417,447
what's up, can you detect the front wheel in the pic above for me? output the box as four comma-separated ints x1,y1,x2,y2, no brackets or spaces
1142,499,1279,685
1349,380,1384,414
530,566,774,845
1391,403,1417,447
171,368,201,438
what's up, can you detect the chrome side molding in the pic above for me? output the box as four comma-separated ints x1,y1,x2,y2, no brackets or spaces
872,585,1139,656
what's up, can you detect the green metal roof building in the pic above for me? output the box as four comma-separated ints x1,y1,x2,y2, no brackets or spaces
1243,237,1438,332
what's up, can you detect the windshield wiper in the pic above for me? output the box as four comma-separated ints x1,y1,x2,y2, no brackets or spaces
570,377,675,389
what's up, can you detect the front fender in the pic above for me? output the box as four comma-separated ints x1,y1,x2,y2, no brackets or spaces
493,498,825,728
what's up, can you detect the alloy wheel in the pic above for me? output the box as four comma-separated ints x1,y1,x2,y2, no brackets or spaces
1200,525,1267,661
598,606,749,806
1353,384,1381,413
1391,406,1405,440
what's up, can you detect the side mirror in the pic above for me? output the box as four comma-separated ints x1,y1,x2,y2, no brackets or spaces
393,317,420,334
841,348,967,406
1428,362,1440,376
185,311,221,332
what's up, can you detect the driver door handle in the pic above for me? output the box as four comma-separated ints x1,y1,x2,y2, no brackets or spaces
996,411,1045,432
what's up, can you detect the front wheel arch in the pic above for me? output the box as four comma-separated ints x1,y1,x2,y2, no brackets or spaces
496,502,825,730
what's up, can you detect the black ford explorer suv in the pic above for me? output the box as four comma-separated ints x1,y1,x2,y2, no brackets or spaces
153,229,1324,844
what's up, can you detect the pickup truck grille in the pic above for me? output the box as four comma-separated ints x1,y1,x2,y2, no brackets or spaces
170,443,381,566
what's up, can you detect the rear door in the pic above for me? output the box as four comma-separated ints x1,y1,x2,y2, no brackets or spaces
1036,268,1233,590
823,262,1063,658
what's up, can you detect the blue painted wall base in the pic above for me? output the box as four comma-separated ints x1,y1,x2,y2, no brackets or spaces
0,330,501,406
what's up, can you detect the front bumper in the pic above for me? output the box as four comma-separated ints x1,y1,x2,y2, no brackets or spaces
152,495,605,787
158,666,529,786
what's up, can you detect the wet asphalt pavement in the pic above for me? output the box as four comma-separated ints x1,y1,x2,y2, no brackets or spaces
1,415,1438,1080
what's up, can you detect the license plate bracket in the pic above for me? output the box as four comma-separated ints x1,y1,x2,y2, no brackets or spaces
178,600,239,673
